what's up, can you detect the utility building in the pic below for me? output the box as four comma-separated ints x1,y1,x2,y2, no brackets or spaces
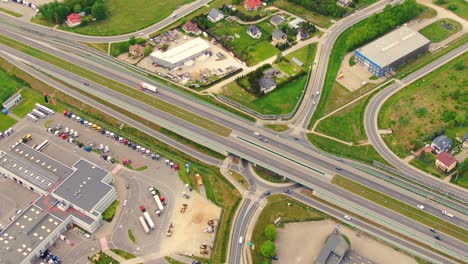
354,26,430,77
150,38,211,69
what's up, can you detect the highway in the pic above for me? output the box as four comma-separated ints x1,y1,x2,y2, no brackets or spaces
2,44,467,262
364,43,468,199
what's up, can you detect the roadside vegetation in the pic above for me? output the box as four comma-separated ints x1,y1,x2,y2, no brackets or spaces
253,165,290,183
164,257,185,264
273,0,332,28
0,7,22,17
0,115,17,131
434,0,468,20
251,195,327,264
88,251,119,264
451,159,468,188
229,170,249,190
264,124,290,132
127,229,136,244
307,134,389,165
102,200,119,222
419,19,462,42
110,249,136,259
332,175,468,243
379,52,467,158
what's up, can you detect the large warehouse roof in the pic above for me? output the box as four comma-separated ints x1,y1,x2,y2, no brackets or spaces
150,38,210,64
355,26,430,68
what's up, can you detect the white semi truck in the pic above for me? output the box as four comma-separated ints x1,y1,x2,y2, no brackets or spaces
153,194,165,212
138,216,150,234
140,82,158,93
143,211,155,229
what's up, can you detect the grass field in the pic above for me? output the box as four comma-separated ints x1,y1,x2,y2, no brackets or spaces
379,52,467,157
419,19,462,42
11,88,49,117
264,124,290,132
230,170,249,190
0,114,17,131
110,249,136,260
84,42,109,53
0,35,231,137
451,169,468,188
316,92,376,143
251,195,327,264
410,156,445,178
273,0,332,28
307,134,389,165
434,0,468,20
63,0,194,35
209,20,278,65
332,175,468,243
0,67,21,102
253,165,290,183
222,75,307,115
285,43,317,70
0,7,22,17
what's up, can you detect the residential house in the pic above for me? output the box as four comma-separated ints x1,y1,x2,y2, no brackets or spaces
297,28,309,40
182,21,202,35
129,44,145,58
259,78,277,93
66,13,81,28
244,0,262,11
337,0,353,7
270,15,285,27
435,152,457,172
246,25,262,39
431,135,452,154
272,29,288,45
207,8,224,23
288,17,304,29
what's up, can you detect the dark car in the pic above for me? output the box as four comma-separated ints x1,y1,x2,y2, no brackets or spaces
430,228,436,233
264,191,271,196
435,235,441,240
192,261,201,264
126,184,129,189
272,255,279,260
336,167,342,171
284,189,292,194
83,82,90,86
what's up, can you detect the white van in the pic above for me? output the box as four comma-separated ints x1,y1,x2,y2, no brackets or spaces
238,236,243,245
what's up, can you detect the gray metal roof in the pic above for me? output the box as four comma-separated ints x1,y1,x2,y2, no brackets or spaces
272,29,287,40
270,15,285,26
432,135,452,151
355,26,430,68
315,232,349,264
259,78,276,89
247,25,261,35
34,195,94,225
0,143,73,191
53,159,112,212
2,93,22,108
0,203,63,264
208,8,224,20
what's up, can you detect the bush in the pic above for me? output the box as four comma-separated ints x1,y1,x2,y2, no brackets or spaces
447,4,458,11
260,240,276,258
264,224,278,240
102,200,119,222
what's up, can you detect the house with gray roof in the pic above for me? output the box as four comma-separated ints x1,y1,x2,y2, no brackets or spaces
272,29,287,45
431,135,453,153
270,15,285,27
259,78,277,93
315,231,349,264
247,25,262,39
207,8,224,23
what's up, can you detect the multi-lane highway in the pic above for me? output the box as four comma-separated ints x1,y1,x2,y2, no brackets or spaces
2,41,467,262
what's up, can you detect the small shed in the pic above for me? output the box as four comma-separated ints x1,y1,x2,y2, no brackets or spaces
2,92,22,110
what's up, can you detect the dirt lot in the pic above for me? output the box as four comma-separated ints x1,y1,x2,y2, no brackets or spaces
276,220,417,264
159,190,221,257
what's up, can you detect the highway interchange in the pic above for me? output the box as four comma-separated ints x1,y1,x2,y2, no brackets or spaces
0,0,467,263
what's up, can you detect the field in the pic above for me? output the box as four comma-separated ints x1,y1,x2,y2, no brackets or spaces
208,20,278,65
434,0,468,20
0,7,22,17
333,175,468,243
285,43,317,69
273,0,332,28
0,114,17,131
419,19,462,42
264,124,290,132
250,195,327,264
11,88,49,118
307,134,389,165
378,52,467,157
0,67,21,102
64,0,194,35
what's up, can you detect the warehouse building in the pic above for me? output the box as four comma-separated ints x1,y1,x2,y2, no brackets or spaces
0,143,117,264
150,38,211,69
354,26,430,77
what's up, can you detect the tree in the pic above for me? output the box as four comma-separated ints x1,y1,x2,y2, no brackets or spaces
455,112,466,127
144,46,153,56
455,60,465,70
161,43,169,52
129,36,137,45
260,240,276,258
264,224,278,240
232,0,241,4
458,159,468,177
39,1,71,24
91,1,107,20
447,4,458,11
73,4,81,13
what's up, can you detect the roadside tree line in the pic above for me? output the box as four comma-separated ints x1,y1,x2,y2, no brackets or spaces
39,0,108,25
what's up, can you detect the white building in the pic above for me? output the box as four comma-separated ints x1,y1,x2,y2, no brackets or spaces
150,38,211,69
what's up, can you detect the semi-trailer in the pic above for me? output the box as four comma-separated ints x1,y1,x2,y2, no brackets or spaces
138,216,150,234
143,211,155,229
153,195,164,212
140,82,158,93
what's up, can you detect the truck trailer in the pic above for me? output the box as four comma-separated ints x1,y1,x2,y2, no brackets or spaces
140,82,158,93
138,216,150,234
143,211,155,229
153,195,165,212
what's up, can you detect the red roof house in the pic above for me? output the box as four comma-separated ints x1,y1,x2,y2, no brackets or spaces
244,0,262,11
435,152,457,172
182,21,202,35
66,13,81,28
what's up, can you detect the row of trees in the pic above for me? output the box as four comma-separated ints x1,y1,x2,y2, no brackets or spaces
39,0,107,25
260,224,278,261
345,0,422,51
288,0,347,17
220,5,269,22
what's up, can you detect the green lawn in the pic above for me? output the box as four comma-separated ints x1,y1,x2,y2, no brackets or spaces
102,200,119,222
110,249,136,260
409,155,445,179
222,75,308,115
251,195,327,264
419,19,462,42
209,20,278,65
307,133,389,165
0,114,17,131
434,0,468,20
273,0,332,28
253,165,290,183
316,93,373,144
379,52,467,157
11,88,52,118
285,43,317,69
451,171,468,188
264,124,290,132
333,175,468,243
62,0,194,36
0,67,21,102
0,8,22,17
275,60,301,76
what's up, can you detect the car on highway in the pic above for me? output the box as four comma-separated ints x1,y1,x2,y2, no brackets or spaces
312,101,316,105
253,131,260,136
417,204,424,210
336,167,342,171
138,32,145,36
435,235,441,240
123,200,127,206
284,189,292,194
430,228,436,233
238,236,243,244
16,209,22,215
316,91,320,95
259,137,268,143
343,215,352,221
83,82,90,86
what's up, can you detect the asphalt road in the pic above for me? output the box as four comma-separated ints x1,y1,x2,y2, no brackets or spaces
364,43,468,201
1,42,467,260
